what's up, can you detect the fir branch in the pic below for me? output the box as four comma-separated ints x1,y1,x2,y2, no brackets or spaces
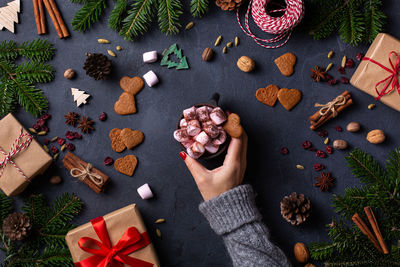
120,0,157,41
0,40,18,61
0,192,12,224
364,0,386,43
339,2,365,45
158,0,183,35
70,0,89,3
190,0,209,18
15,62,54,84
22,195,51,229
71,0,107,32
0,78,16,116
18,39,55,62
108,0,127,30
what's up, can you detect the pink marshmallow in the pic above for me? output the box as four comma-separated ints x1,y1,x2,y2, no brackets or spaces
181,139,195,148
196,106,210,122
173,129,190,142
137,183,153,199
143,51,158,63
187,120,201,136
203,124,219,139
213,129,227,145
183,106,197,120
180,118,188,128
195,131,210,145
187,147,202,159
143,70,159,87
192,142,205,154
210,107,227,125
205,143,219,154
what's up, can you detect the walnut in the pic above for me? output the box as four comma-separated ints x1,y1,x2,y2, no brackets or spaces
64,68,76,79
366,129,386,144
294,242,309,263
237,56,255,72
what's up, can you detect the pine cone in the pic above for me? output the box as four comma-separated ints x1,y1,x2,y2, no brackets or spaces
216,0,243,11
280,192,311,226
2,212,32,241
83,53,112,80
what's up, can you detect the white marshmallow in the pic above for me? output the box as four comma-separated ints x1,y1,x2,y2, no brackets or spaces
195,131,210,145
187,147,202,159
143,70,159,87
210,107,227,125
213,129,227,145
137,183,153,199
192,142,205,154
196,106,210,122
205,143,219,154
181,139,195,148
173,129,190,142
187,120,201,136
183,107,197,120
180,119,188,128
143,51,158,63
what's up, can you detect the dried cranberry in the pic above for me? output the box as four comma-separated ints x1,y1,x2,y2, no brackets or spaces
325,74,333,81
317,130,329,137
36,118,45,127
335,126,343,132
328,79,338,85
41,114,51,120
74,132,82,139
341,77,349,84
325,145,333,154
66,143,75,151
99,112,107,121
104,157,114,166
316,150,327,158
57,138,66,146
66,131,75,140
32,123,40,130
302,141,312,150
313,163,325,171
338,66,346,74
43,138,50,145
50,146,58,154
280,147,289,155
356,53,364,61
40,125,49,133
346,59,355,68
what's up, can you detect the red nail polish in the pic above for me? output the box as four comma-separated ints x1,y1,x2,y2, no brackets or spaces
179,151,186,160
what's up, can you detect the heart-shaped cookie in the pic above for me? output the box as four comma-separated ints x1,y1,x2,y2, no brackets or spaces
114,155,138,176
256,84,279,107
109,128,126,152
114,92,137,115
277,88,302,111
274,52,296,77
121,128,144,149
223,113,243,138
120,76,144,95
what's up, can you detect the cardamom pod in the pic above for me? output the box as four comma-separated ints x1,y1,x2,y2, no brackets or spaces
327,50,334,59
341,55,347,68
51,136,58,142
107,50,116,57
296,165,305,170
37,131,47,136
234,36,239,46
29,128,37,134
43,145,49,153
156,228,162,238
368,103,376,110
155,218,166,224
53,153,59,160
116,46,123,51
222,47,227,54
214,35,222,46
324,137,329,145
97,39,110,44
325,63,333,72
61,144,66,151
185,21,194,30
226,42,233,48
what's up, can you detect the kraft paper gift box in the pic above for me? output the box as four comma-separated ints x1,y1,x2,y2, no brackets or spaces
0,113,52,196
65,204,160,267
351,33,400,111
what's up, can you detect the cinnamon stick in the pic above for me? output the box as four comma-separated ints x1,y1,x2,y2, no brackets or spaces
47,0,69,38
309,91,351,122
364,207,389,254
38,0,46,34
43,0,62,38
310,99,353,130
33,0,41,34
62,152,109,193
352,213,383,253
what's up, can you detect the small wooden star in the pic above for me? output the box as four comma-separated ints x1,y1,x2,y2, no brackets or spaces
315,172,335,191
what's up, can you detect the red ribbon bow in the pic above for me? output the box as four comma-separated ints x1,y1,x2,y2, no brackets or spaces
362,51,400,100
75,216,153,267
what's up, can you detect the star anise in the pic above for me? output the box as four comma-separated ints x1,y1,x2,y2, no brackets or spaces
315,172,335,191
310,65,326,82
77,116,94,134
64,112,79,126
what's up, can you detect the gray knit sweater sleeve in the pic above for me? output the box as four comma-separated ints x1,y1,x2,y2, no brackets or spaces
199,184,291,267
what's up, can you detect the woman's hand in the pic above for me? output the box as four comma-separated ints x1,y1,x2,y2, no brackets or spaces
180,131,248,201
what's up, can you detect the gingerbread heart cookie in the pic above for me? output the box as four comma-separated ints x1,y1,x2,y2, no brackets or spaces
277,88,302,111
120,76,144,95
114,155,138,176
109,128,126,152
121,128,144,149
256,84,279,107
223,113,243,138
274,52,296,77
114,92,137,115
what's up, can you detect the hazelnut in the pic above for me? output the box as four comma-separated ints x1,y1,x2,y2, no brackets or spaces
366,129,386,144
64,68,76,79
346,121,361,132
202,47,214,62
49,175,62,184
237,56,255,72
294,242,309,263
333,139,348,150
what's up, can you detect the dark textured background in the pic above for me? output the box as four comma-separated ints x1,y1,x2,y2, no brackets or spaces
1,0,400,266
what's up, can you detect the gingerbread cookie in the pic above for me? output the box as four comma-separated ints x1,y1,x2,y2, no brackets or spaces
256,84,279,107
223,113,243,138
121,128,144,149
277,88,302,111
114,155,138,176
109,128,126,152
120,76,144,95
114,92,136,115
274,52,296,77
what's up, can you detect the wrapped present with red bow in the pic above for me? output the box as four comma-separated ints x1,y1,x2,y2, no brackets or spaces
65,204,160,267
351,33,400,111
0,114,52,196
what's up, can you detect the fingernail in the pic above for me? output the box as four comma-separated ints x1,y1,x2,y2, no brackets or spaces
179,151,187,160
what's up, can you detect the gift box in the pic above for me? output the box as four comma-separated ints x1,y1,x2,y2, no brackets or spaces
0,113,52,196
65,204,160,267
351,33,400,111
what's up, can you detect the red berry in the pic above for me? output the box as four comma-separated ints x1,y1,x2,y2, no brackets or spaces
313,163,325,171
346,59,355,68
338,66,346,74
99,112,107,121
40,125,49,133
32,123,40,130
66,143,75,151
50,146,58,154
325,74,333,81
325,145,333,154
316,150,327,158
41,114,51,120
57,138,66,146
66,131,75,140
43,138,50,145
328,79,338,85
341,77,349,84
104,157,114,166
356,53,364,61
335,126,343,132
36,118,45,127
280,147,289,155
302,141,312,150
317,130,329,137
74,132,82,139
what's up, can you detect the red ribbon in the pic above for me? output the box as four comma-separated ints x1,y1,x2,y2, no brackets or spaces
362,51,400,100
75,216,153,267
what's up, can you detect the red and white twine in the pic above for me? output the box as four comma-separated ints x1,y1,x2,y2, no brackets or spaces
236,0,304,49
0,127,33,182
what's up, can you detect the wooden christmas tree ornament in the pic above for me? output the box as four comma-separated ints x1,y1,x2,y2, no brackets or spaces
71,88,90,107
0,0,20,33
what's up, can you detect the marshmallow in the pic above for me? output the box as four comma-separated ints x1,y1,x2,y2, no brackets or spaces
192,142,205,154
143,70,159,87
173,129,190,142
210,107,227,125
196,106,210,122
179,118,188,128
181,139,195,148
137,183,153,199
187,147,202,159
207,106,213,113
195,131,210,145
205,143,219,154
183,106,197,120
187,120,201,136
213,129,227,145
143,51,158,63
203,124,219,139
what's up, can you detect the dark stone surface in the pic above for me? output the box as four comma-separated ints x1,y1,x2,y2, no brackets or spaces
1,0,400,266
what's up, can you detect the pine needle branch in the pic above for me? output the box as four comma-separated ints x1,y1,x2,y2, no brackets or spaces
15,62,54,84
190,0,209,18
71,0,107,32
158,0,183,35
0,192,12,225
108,0,127,30
0,40,18,61
18,39,55,62
0,78,16,115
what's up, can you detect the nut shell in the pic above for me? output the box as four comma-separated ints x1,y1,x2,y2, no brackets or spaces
202,47,214,62
294,242,309,263
333,139,348,150
346,122,360,132
64,68,76,79
237,56,255,72
366,129,386,144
